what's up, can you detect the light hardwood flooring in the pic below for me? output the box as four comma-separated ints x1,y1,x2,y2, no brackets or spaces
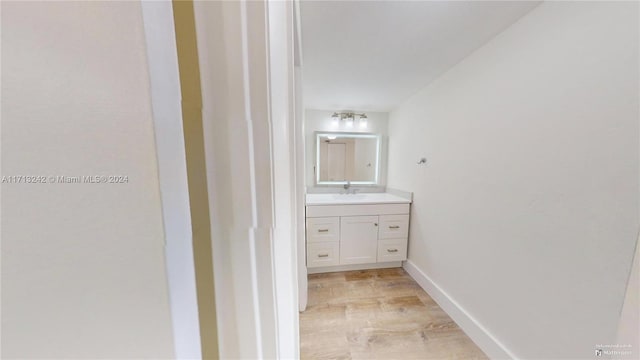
300,268,487,360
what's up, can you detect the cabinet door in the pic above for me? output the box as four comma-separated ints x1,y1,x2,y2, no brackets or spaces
340,216,379,265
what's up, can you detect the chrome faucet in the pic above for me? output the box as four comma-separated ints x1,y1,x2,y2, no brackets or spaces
343,181,358,194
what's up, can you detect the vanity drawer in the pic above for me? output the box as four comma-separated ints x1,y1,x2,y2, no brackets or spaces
306,217,339,243
307,242,339,268
377,239,408,262
378,214,409,239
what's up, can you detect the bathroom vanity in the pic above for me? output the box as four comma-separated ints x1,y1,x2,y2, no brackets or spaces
305,192,411,273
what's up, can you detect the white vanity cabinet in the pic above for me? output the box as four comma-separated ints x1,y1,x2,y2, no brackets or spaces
305,193,412,273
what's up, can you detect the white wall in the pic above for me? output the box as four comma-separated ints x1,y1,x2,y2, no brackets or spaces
305,109,388,188
1,1,175,358
388,2,639,359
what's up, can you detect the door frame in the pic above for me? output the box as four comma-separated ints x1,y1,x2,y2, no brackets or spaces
143,0,301,358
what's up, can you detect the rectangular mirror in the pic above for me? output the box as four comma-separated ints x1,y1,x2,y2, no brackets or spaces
315,132,381,185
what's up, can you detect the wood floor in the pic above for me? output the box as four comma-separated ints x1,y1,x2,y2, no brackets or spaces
299,268,487,360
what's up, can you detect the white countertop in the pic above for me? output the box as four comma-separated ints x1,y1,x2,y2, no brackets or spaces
306,192,412,206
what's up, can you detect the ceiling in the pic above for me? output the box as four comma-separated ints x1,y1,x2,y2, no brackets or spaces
300,1,541,112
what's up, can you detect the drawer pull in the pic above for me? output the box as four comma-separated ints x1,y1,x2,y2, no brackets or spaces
317,253,329,258
317,229,329,233
387,249,398,253
388,225,400,229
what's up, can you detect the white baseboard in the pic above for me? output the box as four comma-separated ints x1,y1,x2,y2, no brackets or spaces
403,260,516,360
307,261,402,274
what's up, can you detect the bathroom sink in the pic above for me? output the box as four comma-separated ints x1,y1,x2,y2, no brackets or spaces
331,194,368,200
306,192,411,205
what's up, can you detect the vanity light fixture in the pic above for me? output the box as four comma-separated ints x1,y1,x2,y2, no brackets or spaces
330,111,369,129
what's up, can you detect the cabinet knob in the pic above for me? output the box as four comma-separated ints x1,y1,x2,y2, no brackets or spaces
374,223,378,226
318,253,329,258
387,249,398,253
389,225,400,229
317,229,329,232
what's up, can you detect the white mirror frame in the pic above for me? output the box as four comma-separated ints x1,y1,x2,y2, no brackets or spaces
315,132,381,186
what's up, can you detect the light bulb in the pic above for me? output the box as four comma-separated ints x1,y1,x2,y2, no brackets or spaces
330,113,339,128
359,115,368,128
345,115,354,128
